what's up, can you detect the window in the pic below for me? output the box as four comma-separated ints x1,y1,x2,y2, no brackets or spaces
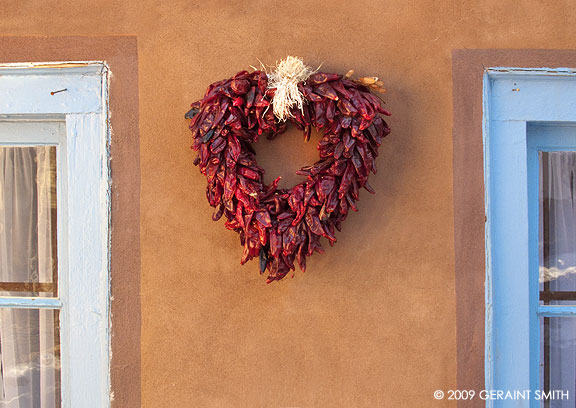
0,63,110,407
485,69,576,407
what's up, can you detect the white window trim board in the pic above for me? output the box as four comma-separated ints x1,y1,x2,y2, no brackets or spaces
0,61,111,408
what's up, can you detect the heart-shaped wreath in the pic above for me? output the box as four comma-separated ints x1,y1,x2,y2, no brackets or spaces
186,57,390,282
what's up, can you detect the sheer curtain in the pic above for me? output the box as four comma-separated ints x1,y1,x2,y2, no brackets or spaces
540,151,576,407
0,146,59,407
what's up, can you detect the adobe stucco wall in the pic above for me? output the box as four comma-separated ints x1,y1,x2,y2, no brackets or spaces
4,1,573,406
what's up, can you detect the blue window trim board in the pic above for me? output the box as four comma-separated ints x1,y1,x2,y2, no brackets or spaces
483,67,576,407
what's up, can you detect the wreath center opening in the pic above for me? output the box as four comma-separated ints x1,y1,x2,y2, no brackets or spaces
252,125,323,190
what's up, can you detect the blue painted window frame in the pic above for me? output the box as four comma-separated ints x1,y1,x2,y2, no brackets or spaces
484,68,576,407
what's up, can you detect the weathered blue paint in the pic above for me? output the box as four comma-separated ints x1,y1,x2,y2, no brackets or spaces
538,306,576,317
526,124,541,401
486,118,531,405
484,68,576,408
483,72,494,398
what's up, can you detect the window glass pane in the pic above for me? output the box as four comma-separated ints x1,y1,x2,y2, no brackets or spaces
539,151,576,305
540,317,575,407
0,146,57,297
0,308,61,407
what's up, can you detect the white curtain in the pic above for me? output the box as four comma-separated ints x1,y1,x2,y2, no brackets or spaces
539,151,576,407
0,146,59,407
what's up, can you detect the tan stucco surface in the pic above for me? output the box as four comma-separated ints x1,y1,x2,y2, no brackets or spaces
4,0,572,406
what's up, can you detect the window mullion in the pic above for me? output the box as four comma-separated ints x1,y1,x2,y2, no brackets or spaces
537,305,576,317
0,296,62,308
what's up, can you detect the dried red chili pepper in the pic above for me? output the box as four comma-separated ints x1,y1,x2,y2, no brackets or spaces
337,98,357,116
255,211,272,228
296,243,307,273
300,83,323,102
326,100,336,123
282,225,298,256
259,248,268,273
315,176,335,202
212,203,225,221
237,166,260,181
331,80,351,99
269,228,281,258
314,83,339,101
307,72,341,85
210,136,226,154
231,79,250,95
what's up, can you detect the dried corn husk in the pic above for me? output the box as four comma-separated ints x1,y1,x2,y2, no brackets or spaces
266,56,316,121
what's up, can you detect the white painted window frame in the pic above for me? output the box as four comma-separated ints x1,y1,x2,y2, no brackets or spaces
0,62,111,407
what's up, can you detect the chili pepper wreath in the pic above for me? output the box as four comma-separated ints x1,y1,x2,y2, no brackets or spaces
186,56,390,283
